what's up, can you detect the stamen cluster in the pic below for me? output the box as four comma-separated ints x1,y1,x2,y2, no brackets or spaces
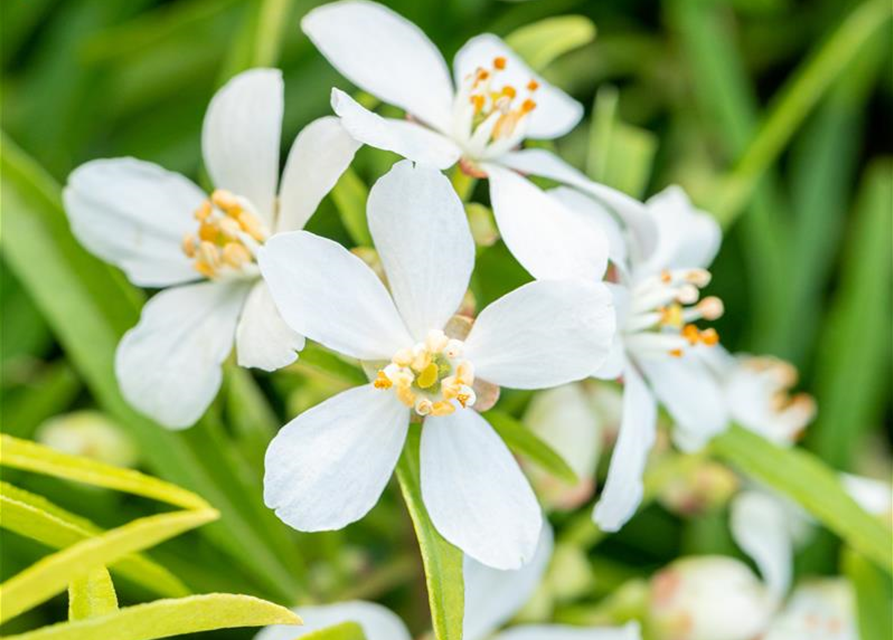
182,189,268,279
373,329,476,417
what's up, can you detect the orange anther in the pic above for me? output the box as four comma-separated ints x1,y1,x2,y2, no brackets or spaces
700,328,720,346
493,56,507,70
668,348,683,358
682,324,700,345
501,85,517,99
527,79,539,91
521,98,537,113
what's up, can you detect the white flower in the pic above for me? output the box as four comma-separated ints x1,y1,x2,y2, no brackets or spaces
254,525,641,640
300,0,658,282
63,69,360,429
258,160,615,569
648,556,776,640
762,579,859,640
37,410,139,468
550,185,728,531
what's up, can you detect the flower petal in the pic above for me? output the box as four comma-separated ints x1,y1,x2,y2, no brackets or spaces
463,524,554,640
236,280,305,371
464,279,615,389
549,186,629,273
115,281,248,429
497,149,658,262
593,365,657,532
254,602,411,640
302,0,455,132
636,186,721,276
762,580,857,640
264,384,409,531
730,491,793,602
332,89,462,169
484,164,609,281
637,350,728,452
276,116,361,233
842,473,893,516
367,160,474,340
454,34,583,139
421,409,542,569
492,622,642,640
258,230,411,360
63,158,204,287
202,68,282,224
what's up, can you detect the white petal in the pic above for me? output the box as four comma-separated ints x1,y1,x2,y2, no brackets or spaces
593,365,657,532
367,160,474,340
236,280,305,371
421,409,542,570
463,524,554,640
254,601,410,640
549,186,629,272
498,150,658,262
591,284,630,380
637,185,721,275
202,68,282,224
63,158,203,287
842,473,893,516
258,231,411,360
762,580,857,640
484,165,608,281
464,279,615,389
264,384,409,531
302,0,455,132
493,622,642,640
332,89,462,169
730,491,793,601
454,34,583,139
115,281,248,429
276,116,361,233
637,350,728,452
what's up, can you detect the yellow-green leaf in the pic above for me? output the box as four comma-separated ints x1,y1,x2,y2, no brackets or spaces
5,594,301,640
304,622,368,640
0,434,209,511
331,167,373,247
0,509,217,623
0,482,188,598
394,428,463,640
484,410,578,485
506,16,596,72
68,569,118,621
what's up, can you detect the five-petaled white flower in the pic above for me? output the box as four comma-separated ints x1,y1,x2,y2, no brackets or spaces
300,0,658,283
255,525,642,640
258,161,616,569
541,185,729,531
63,69,360,429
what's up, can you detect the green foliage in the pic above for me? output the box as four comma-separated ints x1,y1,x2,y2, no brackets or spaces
505,16,596,72
485,410,578,485
303,622,369,640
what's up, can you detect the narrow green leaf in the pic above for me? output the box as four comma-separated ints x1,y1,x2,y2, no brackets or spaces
292,343,368,388
484,410,578,485
68,569,118,621
842,547,893,640
331,168,373,247
710,0,892,223
0,434,209,511
394,428,464,640
0,509,218,623
1,361,82,439
808,160,893,469
5,594,302,640
711,425,892,574
303,622,368,640
505,16,596,72
0,482,189,598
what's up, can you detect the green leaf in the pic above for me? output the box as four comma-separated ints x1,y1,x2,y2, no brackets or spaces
842,547,893,640
484,410,578,485
4,594,302,640
711,425,893,574
331,168,373,247
68,569,118,621
394,428,464,640
807,160,893,469
0,482,188,598
303,622,368,640
505,16,596,72
0,509,218,623
292,342,368,388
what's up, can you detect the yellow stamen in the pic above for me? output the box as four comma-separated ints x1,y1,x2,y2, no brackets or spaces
194,201,212,221
493,56,506,70
527,79,539,91
417,362,439,389
660,304,683,328
373,370,392,390
682,324,700,345
669,348,683,357
501,85,517,99
431,401,456,416
700,328,719,346
182,234,197,258
198,221,219,242
521,98,536,113
222,242,251,268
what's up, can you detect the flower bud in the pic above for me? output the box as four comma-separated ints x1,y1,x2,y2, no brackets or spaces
37,411,139,468
648,556,774,640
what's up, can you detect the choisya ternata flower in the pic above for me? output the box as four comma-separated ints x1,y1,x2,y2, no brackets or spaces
301,0,664,284
259,161,616,569
63,69,359,428
540,185,729,532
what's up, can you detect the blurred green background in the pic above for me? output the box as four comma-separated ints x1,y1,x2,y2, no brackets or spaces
2,0,891,636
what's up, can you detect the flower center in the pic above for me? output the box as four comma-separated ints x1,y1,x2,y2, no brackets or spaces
454,56,539,157
624,268,723,358
181,189,269,280
373,329,476,417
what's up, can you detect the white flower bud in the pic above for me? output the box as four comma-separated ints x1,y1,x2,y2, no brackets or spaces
37,411,139,468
